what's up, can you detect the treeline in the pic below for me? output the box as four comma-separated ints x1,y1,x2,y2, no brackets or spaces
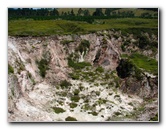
138,8,158,12
8,8,158,22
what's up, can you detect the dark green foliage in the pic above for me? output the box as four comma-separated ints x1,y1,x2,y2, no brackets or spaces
116,59,134,78
68,56,91,69
36,58,49,78
69,73,80,80
121,44,125,52
76,40,90,53
93,8,104,16
96,66,104,73
65,116,77,121
134,66,143,80
60,80,72,89
97,98,107,105
137,35,150,49
52,107,65,114
71,95,80,102
150,114,158,121
69,103,78,108
114,112,122,116
73,89,80,96
8,64,14,74
89,111,98,116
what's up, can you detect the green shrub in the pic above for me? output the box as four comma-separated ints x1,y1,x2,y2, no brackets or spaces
76,39,90,53
150,114,158,121
52,107,65,114
60,80,72,89
65,116,77,121
97,98,107,105
8,64,14,74
69,73,80,80
121,44,125,52
114,111,122,116
116,59,134,78
82,103,92,111
96,91,100,96
71,95,80,102
68,58,91,69
36,58,49,78
74,89,80,96
89,111,98,116
69,103,78,108
96,66,104,73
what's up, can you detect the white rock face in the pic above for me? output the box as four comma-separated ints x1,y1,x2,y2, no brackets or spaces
8,33,158,122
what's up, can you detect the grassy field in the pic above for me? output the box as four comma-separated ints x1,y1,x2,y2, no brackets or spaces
130,53,158,75
8,18,158,36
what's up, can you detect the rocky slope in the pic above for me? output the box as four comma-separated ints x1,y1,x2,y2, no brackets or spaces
8,30,158,122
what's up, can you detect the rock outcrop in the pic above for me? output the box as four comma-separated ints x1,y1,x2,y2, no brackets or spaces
8,30,158,122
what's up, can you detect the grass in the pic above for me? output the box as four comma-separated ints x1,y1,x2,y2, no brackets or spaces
121,53,158,75
130,53,158,75
8,18,158,36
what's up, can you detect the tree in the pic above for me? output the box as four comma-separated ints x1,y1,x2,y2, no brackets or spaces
77,8,83,16
71,9,75,16
84,9,90,16
105,8,111,16
93,8,104,16
116,59,134,78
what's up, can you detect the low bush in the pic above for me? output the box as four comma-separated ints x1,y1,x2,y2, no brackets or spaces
73,89,80,96
89,111,98,116
65,116,77,121
76,40,90,53
68,58,91,69
8,64,14,74
95,66,104,73
69,73,80,80
71,95,80,102
69,103,78,108
60,80,72,89
52,107,65,114
36,58,49,78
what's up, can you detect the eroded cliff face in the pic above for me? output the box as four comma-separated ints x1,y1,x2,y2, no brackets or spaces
8,31,158,122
